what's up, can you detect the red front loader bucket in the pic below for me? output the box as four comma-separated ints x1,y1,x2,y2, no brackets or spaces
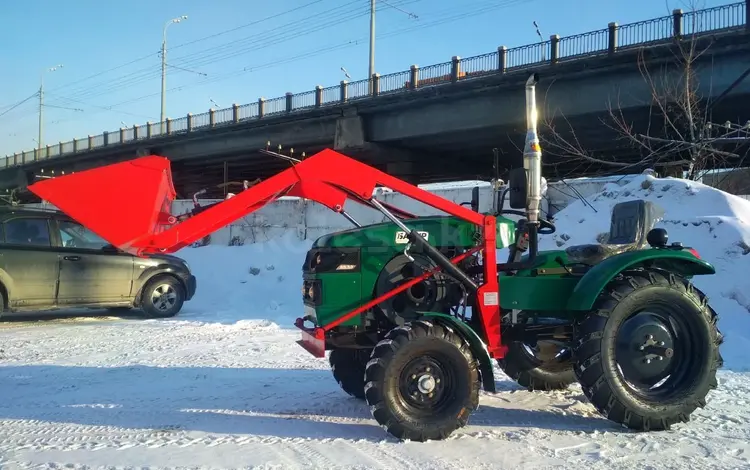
28,155,177,254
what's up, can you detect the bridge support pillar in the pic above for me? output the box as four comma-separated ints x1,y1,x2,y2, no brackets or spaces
334,111,366,150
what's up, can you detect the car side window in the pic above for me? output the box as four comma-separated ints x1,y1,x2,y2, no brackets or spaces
3,218,52,247
58,220,108,250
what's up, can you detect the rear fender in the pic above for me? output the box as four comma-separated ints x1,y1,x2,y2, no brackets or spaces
418,312,496,393
566,249,716,311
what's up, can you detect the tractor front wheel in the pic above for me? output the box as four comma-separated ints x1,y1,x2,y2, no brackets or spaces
574,268,722,431
498,340,576,391
329,348,371,399
364,320,479,441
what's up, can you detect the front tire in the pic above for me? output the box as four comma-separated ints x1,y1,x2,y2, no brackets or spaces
574,269,722,431
140,275,185,318
364,320,479,441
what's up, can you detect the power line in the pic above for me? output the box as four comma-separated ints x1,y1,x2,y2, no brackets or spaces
54,0,374,101
380,0,419,19
44,53,159,96
0,93,38,118
0,0,415,113
165,0,534,93
4,0,533,133
61,4,389,102
169,0,326,52
55,0,418,103
46,93,157,120
42,0,327,98
41,0,534,127
167,0,387,68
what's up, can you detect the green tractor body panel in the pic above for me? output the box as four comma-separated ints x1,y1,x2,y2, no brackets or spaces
417,312,496,393
312,215,476,249
498,249,579,311
566,248,715,311
303,216,516,328
497,247,715,315
311,215,516,250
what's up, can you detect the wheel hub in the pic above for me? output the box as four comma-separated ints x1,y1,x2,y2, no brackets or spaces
151,284,177,311
398,357,452,414
417,374,436,394
616,312,676,387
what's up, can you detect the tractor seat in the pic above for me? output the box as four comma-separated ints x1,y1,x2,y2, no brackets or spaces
564,199,665,266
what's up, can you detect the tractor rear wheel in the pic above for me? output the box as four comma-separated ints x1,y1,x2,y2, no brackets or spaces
364,319,479,441
573,268,722,431
498,340,575,391
329,348,370,400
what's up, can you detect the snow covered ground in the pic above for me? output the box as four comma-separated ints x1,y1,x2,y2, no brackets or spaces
0,174,749,469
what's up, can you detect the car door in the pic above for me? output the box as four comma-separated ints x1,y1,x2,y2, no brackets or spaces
0,215,60,309
53,218,135,305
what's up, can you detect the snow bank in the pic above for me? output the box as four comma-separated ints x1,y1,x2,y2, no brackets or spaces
175,173,750,371
175,231,312,327
539,174,750,371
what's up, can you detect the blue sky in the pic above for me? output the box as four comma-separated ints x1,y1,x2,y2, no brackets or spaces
0,0,730,156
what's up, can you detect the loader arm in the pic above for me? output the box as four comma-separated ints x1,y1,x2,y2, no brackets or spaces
28,149,484,255
27,148,503,356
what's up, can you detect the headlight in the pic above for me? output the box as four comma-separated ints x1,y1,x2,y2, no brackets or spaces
305,247,360,273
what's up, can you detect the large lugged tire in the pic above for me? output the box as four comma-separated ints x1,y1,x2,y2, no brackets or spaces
329,348,371,399
364,319,480,441
574,268,722,431
498,340,576,391
140,275,185,318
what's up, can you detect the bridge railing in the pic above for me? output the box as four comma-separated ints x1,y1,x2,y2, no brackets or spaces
5,1,747,169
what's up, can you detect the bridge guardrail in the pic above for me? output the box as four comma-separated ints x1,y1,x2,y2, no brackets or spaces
5,1,747,169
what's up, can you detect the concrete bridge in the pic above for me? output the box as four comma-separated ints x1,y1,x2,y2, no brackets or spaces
4,1,750,197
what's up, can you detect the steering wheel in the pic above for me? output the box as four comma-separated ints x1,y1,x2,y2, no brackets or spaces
499,210,556,235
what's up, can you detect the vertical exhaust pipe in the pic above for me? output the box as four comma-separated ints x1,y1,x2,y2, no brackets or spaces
523,73,542,227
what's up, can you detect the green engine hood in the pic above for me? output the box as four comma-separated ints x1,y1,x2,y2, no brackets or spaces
312,215,516,249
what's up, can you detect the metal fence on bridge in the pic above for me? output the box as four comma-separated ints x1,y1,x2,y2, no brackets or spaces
5,1,748,169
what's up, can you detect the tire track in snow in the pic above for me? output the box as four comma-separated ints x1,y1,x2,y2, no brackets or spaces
0,419,434,469
1,320,749,469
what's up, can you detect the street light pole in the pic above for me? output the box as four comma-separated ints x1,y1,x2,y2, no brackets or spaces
161,15,188,133
38,64,63,150
369,0,375,93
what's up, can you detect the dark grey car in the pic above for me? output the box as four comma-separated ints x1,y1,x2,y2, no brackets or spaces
0,205,196,318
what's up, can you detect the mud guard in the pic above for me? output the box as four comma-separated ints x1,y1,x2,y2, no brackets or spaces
419,312,496,393
566,249,716,311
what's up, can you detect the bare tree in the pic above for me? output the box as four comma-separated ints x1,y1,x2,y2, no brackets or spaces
539,0,750,180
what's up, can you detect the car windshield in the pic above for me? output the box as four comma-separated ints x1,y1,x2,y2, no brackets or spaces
58,220,109,250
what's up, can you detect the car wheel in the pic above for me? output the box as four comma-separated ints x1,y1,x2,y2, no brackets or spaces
141,275,185,318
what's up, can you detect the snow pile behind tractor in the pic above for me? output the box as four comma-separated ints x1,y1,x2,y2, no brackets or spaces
537,174,750,370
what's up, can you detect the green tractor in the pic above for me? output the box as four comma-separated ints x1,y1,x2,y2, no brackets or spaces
299,74,723,441
24,69,723,443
